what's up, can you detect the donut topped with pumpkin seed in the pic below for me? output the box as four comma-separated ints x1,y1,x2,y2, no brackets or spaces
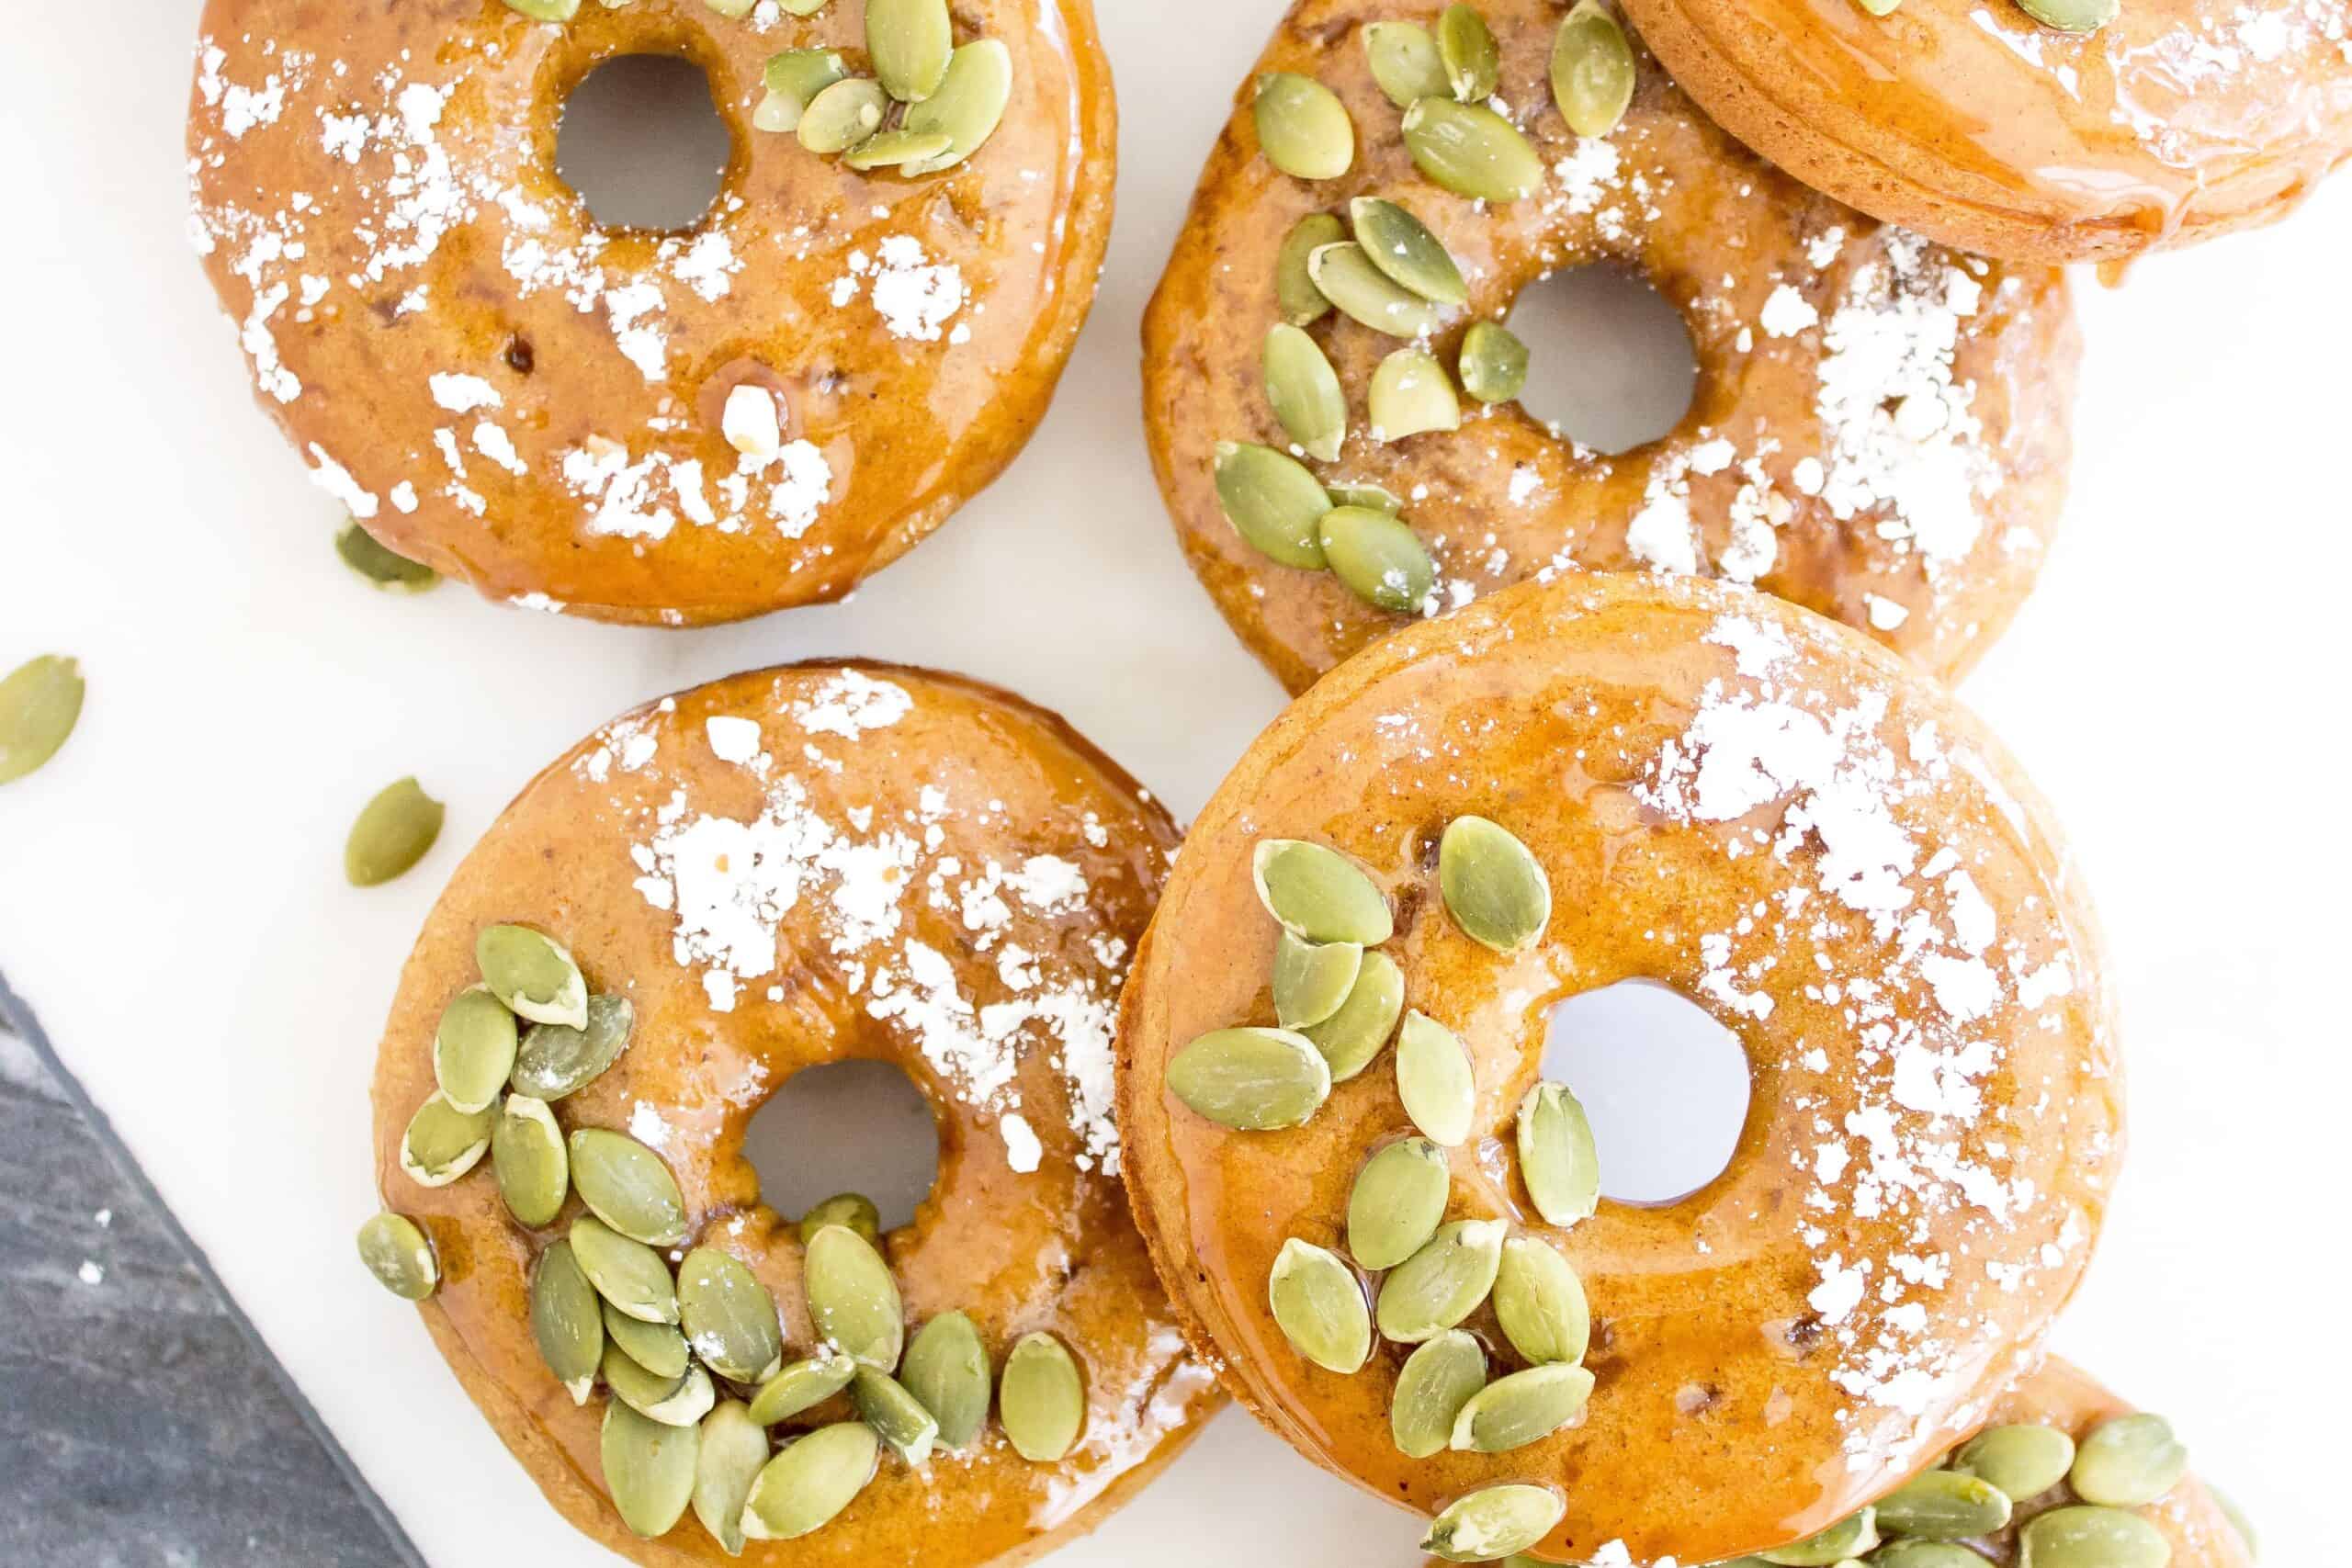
364,662,1217,1563
1115,572,2122,1565
1142,0,2077,696
187,0,1113,625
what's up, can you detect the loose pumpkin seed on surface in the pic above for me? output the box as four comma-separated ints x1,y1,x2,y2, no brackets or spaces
1515,1080,1600,1226
492,1093,570,1228
1375,1217,1505,1342
1351,197,1469,306
1422,1483,1566,1562
1955,1421,2076,1502
901,1311,992,1448
605,1303,691,1381
0,655,83,786
805,1224,905,1370
571,1214,681,1325
798,77,889,154
748,1349,858,1427
1327,480,1402,514
334,518,439,592
531,1240,605,1403
1254,72,1355,181
1450,1361,1594,1452
400,1092,495,1187
1275,212,1346,325
1852,0,1905,14
842,129,955,171
356,1212,437,1301
570,1128,690,1247
1321,507,1438,612
1440,815,1552,952
1368,348,1462,441
1305,949,1405,1081
344,777,445,887
900,39,1014,174
1000,1332,1086,1461
756,49,850,133
1869,1544,1991,1568
1492,1235,1589,1365
2014,1505,2170,1568
1262,324,1350,462
605,1340,702,1425
1268,1238,1374,1373
603,1399,700,1540
1167,1026,1331,1131
1872,1469,2012,1539
1308,242,1449,338
1551,1,1637,139
477,924,589,1030
1459,321,1530,404
2069,1413,2188,1506
1347,1136,1452,1269
1436,5,1501,103
797,1191,882,1248
678,1247,786,1383
1402,97,1544,202
692,1401,768,1557
435,986,519,1112
1272,931,1364,1028
865,0,953,102
1758,1508,1878,1565
2017,0,2120,34
741,1422,878,1541
1396,1010,1476,1146
1213,441,1332,570
1365,21,1451,107
1253,838,1393,943
852,1368,941,1464
1390,1328,1486,1458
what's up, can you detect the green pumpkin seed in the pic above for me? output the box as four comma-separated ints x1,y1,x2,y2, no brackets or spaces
1347,1137,1451,1270
1000,1332,1086,1461
2017,0,2119,34
1276,213,1345,325
1875,1470,2012,1539
900,39,1014,174
1167,1026,1331,1131
435,986,518,1112
1437,6,1500,103
1396,1010,1476,1146
1262,324,1349,462
778,0,828,12
804,1224,903,1369
1422,1483,1566,1562
1761,1509,1880,1565
692,1401,767,1557
603,1399,699,1539
334,519,439,592
1391,1328,1486,1458
843,129,955,171
1451,1361,1594,1452
1328,480,1402,514
571,1214,680,1325
901,1311,991,1448
2071,1413,2188,1506
741,1422,877,1540
1267,1239,1373,1374
356,1212,437,1301
757,50,851,134
747,1348,858,1427
1272,932,1363,1029
866,0,951,102
679,1247,785,1382
1308,242,1448,338
607,1341,716,1426
1515,1081,1599,1226
605,1303,691,1380
511,993,633,1100
1440,816,1552,952
797,1192,882,1248
531,1240,605,1403
1253,838,1393,943
798,78,889,154
477,925,589,1030
1869,1545,1991,1568
503,0,580,20
1349,197,1469,306
1956,1422,2075,1502
344,776,446,888
1375,1217,1504,1342
2213,1486,2256,1558
400,1092,494,1187
1322,506,1435,615
1212,441,1331,570
1492,1235,1589,1365
1305,949,1405,1081
852,1368,940,1463
1552,2,1637,139
492,1094,570,1228
1460,321,1529,404
1402,98,1544,203
0,655,83,786
570,1128,689,1247
1365,21,1450,107
1368,348,1461,441
2015,1505,2170,1568
1254,73,1354,181
1852,0,1904,14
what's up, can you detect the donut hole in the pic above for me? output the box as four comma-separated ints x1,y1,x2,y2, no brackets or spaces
741,1059,943,1235
1541,980,1750,1206
555,54,731,231
1502,264,1700,455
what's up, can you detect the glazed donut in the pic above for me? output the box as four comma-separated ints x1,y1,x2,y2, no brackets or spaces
1622,0,2352,265
187,0,1113,624
363,663,1216,1563
1143,0,2076,696
1116,572,2122,1565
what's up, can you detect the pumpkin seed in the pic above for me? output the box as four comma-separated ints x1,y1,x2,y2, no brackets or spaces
1252,838,1393,943
571,1215,680,1325
1492,1235,1589,1365
605,1303,691,1380
1328,480,1402,514
1460,321,1529,403
435,986,518,1113
1956,1422,2076,1502
400,1092,494,1187
2213,1486,2256,1558
679,1247,785,1382
804,1224,903,1369
1276,213,1345,325
1262,324,1349,462
1396,1010,1476,1146
1365,21,1450,107
1451,1362,1594,1452
1440,816,1551,952
0,655,83,786
570,1128,689,1247
1305,950,1405,1081
1323,508,1438,614
1254,73,1354,181
1391,1328,1486,1458
531,1240,605,1403
477,925,588,1030
741,1422,877,1540
692,1402,767,1557
866,0,952,102
603,1399,699,1539
901,1311,991,1448
747,1348,858,1426
511,994,633,1100
1437,6,1500,102
2017,0,2119,34
356,1212,437,1301
1347,1137,1451,1269
1349,197,1469,306
1375,1217,1504,1342
797,1192,882,1248
852,1368,940,1463
1515,1081,1599,1226
1308,242,1448,338
1272,932,1363,1029
1167,1026,1331,1131
798,78,889,154
1422,1483,1566,1562
503,0,580,19
778,0,827,12
2070,1413,2188,1506
344,776,445,887
757,50,850,134
1875,1470,2012,1539
1869,1545,1991,1568
1761,1509,1879,1565
1267,1239,1373,1374
1852,0,1904,14
607,1341,713,1426
334,519,439,592
492,1094,570,1227
1552,2,1637,138
1369,348,1460,440
1000,1333,1086,1461
1212,441,1331,570
2015,1506,2170,1568
900,39,1014,173
843,129,954,171
1402,98,1544,202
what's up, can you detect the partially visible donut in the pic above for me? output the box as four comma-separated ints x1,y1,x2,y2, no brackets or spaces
365,662,1216,1564
188,0,1114,624
1144,0,2076,695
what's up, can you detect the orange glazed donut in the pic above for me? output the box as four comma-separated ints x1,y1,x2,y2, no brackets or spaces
1143,0,2076,696
1622,0,2352,265
187,0,1114,624
1116,573,2122,1566
366,663,1216,1563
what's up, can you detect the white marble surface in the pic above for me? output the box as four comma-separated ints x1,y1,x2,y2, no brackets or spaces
2,3,2346,1563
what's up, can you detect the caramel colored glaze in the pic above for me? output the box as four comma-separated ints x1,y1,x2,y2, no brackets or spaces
188,0,1114,624
1115,574,2121,1566
368,664,1217,1566
1143,0,2076,699
1625,0,2352,264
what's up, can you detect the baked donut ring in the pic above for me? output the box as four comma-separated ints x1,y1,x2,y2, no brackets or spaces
1116,573,2122,1565
1144,0,2076,696
1622,0,2352,265
188,0,1113,624
367,663,1216,1563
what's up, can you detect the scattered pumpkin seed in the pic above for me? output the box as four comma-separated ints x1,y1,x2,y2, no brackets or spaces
1515,1081,1599,1226
1322,506,1438,613
778,0,828,12
1396,1010,1476,1145
605,1339,696,1423
1375,1217,1505,1342
1000,1333,1085,1461
334,519,439,592
1402,97,1544,202
748,1348,858,1427
1254,73,1355,181
1262,324,1349,462
1422,1483,1566,1562
2017,0,2120,34
571,1214,681,1325
756,49,850,133
1253,838,1393,944
603,1399,700,1539
797,1192,882,1248
1852,0,1904,14
1365,21,1450,107
605,1303,691,1380
1327,480,1402,513
1308,242,1448,338
1213,441,1332,569
1268,1238,1373,1374
804,1224,904,1370
1760,1509,1879,1565
1440,816,1551,952
853,1368,940,1464
866,0,952,101
492,1094,570,1228
1391,1328,1486,1458
400,1092,494,1187
692,1401,767,1557
477,925,589,1030
509,995,631,1101
1869,1545,1990,1568
1875,1470,2012,1539
0,655,83,786
901,1311,991,1448
741,1422,878,1541
679,1247,785,1382
1460,321,1530,403
1305,949,1405,1081
435,986,519,1113
503,0,580,19
344,777,446,887
1272,932,1363,1029
1350,197,1469,306
1437,5,1501,102
1451,1362,1594,1452
1956,1422,2076,1502
356,1212,437,1300
1276,213,1345,325
2070,1413,2188,1506
843,129,955,171
1347,1137,1451,1270
2015,1505,2170,1568
1166,1026,1331,1131
1492,1235,1589,1365
1552,1,1637,139
532,1240,605,1403
900,39,1014,174
798,77,889,154
1369,348,1461,440
570,1128,690,1247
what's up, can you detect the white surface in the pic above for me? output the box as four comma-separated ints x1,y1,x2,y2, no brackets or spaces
2,4,2346,1564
